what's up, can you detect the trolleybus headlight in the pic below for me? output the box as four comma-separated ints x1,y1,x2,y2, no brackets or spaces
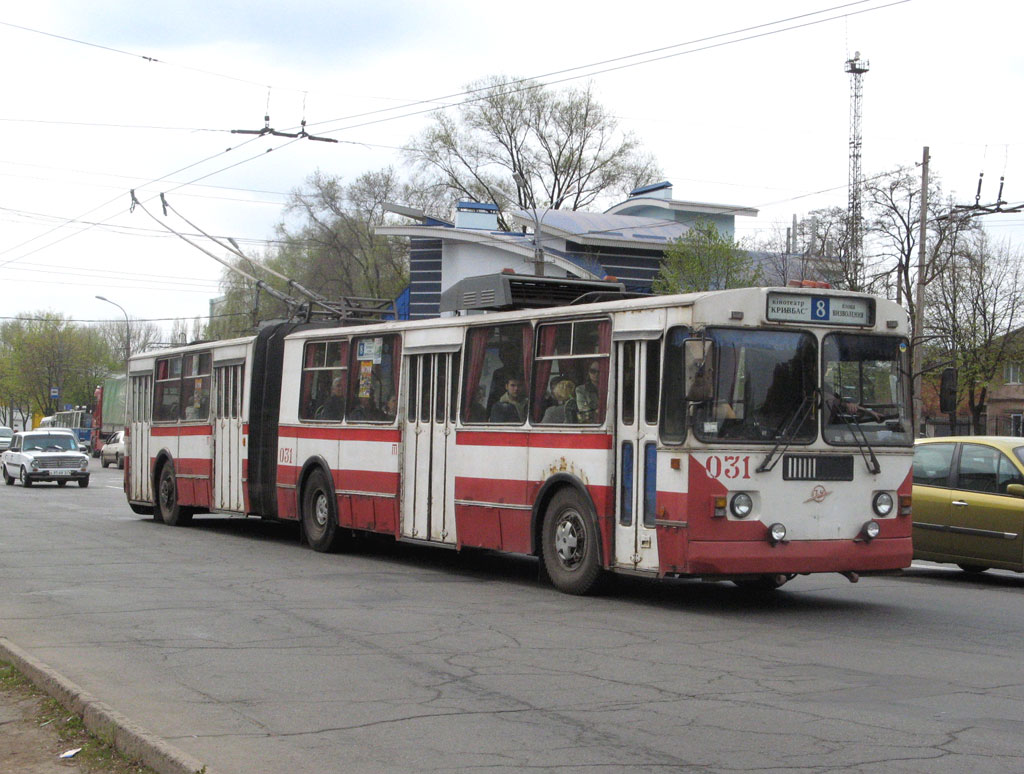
861,520,881,541
872,491,894,517
768,522,787,545
730,492,753,518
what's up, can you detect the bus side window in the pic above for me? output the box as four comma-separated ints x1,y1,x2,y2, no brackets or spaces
660,327,689,443
462,323,532,424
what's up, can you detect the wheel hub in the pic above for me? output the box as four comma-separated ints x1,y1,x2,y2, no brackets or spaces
554,511,584,569
313,492,329,528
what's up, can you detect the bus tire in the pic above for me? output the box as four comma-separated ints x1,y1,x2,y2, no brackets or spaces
157,462,192,526
302,470,343,553
541,488,603,595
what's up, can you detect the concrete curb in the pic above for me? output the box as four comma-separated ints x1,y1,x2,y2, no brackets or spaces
0,637,216,774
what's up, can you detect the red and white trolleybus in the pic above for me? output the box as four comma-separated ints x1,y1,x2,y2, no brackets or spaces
124,281,914,593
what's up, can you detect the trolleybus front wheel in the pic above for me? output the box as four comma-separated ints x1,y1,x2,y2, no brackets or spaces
302,470,345,553
541,489,603,595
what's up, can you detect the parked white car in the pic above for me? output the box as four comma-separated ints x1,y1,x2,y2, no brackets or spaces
1,429,90,488
0,426,12,452
100,430,125,469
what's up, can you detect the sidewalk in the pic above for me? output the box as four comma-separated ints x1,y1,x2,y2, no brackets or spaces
0,680,82,773
0,638,214,774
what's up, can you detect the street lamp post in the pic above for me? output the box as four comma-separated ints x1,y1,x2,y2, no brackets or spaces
96,295,130,366
96,295,131,452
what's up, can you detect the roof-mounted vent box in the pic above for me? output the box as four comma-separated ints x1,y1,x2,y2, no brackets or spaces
454,201,499,230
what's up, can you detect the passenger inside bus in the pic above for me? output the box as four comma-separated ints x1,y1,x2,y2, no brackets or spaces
574,360,602,423
185,395,207,420
349,394,385,422
489,376,528,423
541,379,578,424
317,377,346,420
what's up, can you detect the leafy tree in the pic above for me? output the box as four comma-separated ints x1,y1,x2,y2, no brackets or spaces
407,75,660,228
1,314,111,416
653,220,762,294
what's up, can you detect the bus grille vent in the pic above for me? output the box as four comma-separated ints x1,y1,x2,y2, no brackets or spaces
782,454,854,481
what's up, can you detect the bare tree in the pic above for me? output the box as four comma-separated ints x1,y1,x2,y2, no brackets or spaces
407,75,660,228
95,318,162,363
927,231,1024,433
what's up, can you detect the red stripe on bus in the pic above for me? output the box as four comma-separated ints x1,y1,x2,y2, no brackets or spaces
455,476,612,512
151,425,213,437
278,425,401,443
276,465,398,496
455,430,613,450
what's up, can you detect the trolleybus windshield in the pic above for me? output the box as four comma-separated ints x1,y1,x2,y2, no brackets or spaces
690,328,817,444
822,332,912,446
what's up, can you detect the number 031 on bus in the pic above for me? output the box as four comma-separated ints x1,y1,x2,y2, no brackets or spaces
123,284,913,594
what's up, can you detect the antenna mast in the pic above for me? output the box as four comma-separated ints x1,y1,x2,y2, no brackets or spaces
845,51,869,290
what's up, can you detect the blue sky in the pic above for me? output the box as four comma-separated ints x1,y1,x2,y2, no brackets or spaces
2,0,1023,330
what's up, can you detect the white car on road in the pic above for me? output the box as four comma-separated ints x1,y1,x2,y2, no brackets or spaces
100,430,125,469
1,429,91,488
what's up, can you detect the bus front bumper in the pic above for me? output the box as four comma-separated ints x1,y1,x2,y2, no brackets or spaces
681,536,913,576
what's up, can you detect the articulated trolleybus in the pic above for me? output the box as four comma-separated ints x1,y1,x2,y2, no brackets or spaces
125,282,913,593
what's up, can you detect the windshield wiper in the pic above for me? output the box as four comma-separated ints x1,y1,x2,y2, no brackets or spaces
832,407,881,474
757,390,817,473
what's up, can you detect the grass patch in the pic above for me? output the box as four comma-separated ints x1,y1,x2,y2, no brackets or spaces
0,661,159,774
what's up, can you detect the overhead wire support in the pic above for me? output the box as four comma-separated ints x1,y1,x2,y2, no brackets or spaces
937,171,1024,219
231,114,337,143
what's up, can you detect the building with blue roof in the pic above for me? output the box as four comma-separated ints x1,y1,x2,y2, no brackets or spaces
378,182,757,319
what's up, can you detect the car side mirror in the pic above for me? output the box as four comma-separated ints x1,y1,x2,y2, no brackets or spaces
1006,483,1024,498
684,339,715,402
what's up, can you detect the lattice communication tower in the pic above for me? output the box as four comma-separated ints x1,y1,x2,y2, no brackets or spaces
845,52,869,288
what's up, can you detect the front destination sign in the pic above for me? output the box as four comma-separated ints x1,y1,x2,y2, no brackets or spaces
765,292,874,326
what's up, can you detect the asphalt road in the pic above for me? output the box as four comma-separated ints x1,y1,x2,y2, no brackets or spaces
1,459,1023,774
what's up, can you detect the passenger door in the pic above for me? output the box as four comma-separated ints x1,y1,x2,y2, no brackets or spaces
614,339,661,572
128,372,153,504
949,443,1024,567
212,363,245,512
911,442,956,558
402,351,459,544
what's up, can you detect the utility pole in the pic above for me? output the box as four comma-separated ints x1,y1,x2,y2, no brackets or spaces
913,147,929,437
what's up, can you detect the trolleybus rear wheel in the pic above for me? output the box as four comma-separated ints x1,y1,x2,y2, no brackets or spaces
302,470,344,553
158,461,192,526
541,489,602,595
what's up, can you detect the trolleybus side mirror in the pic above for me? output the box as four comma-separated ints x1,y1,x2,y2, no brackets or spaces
939,367,958,414
684,339,714,402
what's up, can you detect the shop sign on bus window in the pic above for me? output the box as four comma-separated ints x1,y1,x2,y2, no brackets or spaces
356,338,383,364
766,293,873,326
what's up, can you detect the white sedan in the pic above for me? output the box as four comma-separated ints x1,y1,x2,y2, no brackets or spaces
1,429,91,488
100,430,126,469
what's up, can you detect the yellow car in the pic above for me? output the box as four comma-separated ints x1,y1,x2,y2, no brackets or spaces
913,436,1024,573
